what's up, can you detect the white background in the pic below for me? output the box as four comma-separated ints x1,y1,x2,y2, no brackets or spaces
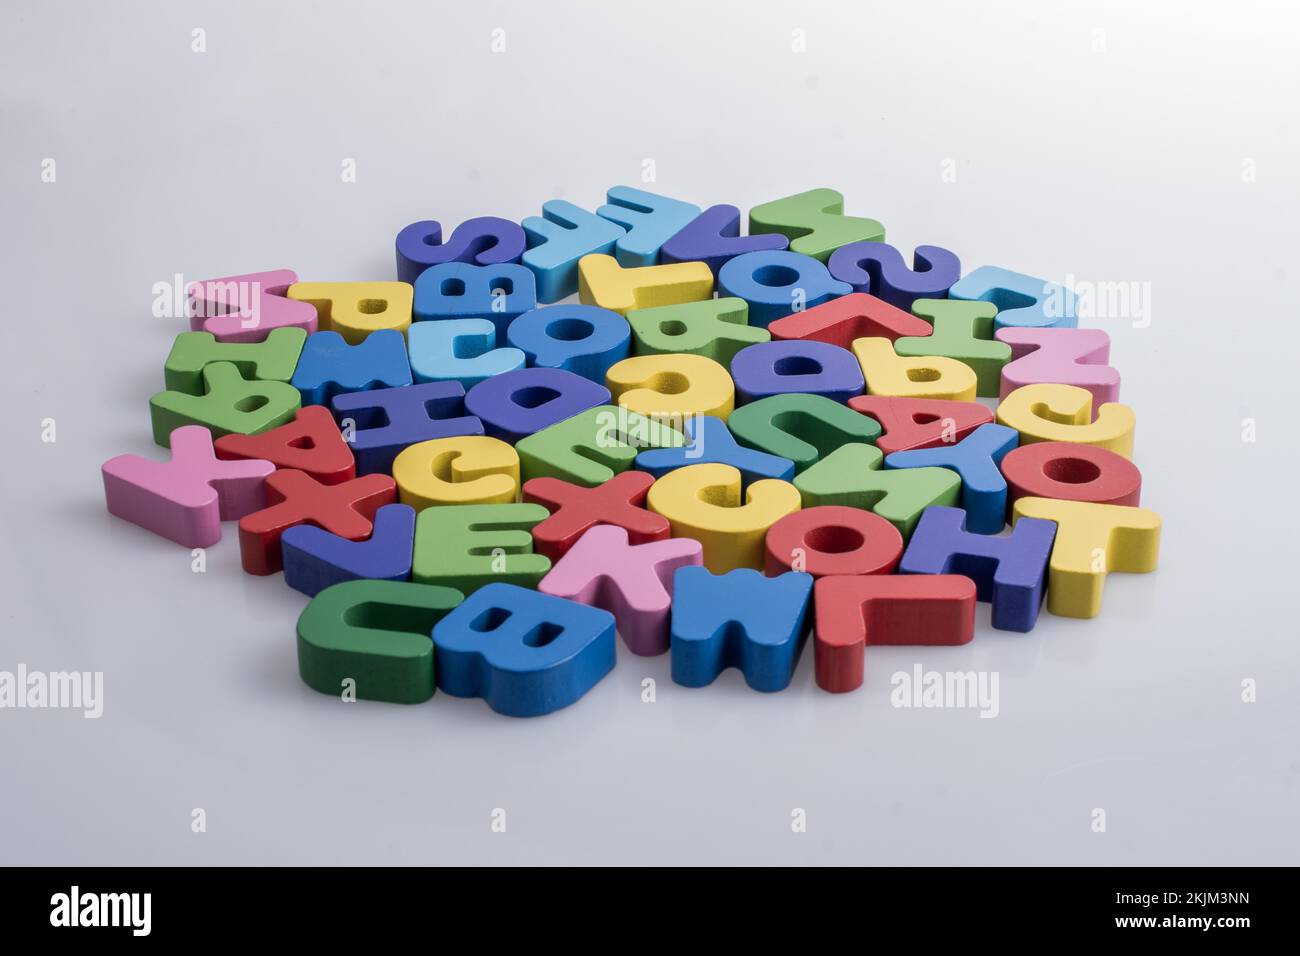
2,0,1298,864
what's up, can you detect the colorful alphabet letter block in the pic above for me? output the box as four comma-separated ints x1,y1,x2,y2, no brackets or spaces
1000,441,1142,508
238,469,397,576
465,367,610,444
948,265,1078,331
578,254,714,315
847,395,993,455
297,579,464,704
995,327,1120,405
412,503,551,594
606,353,735,421
635,414,795,487
392,436,519,510
164,328,305,396
412,262,537,341
407,318,525,389
813,574,976,693
432,582,616,716
768,292,931,347
291,330,412,407
718,250,852,328
150,362,301,447
596,187,701,267
793,443,961,539
287,281,413,344
506,304,631,383
395,216,526,284
727,393,880,473
898,299,1009,397
646,463,801,573
523,470,670,561
215,405,356,485
188,269,317,343
516,405,685,486
730,340,865,405
659,204,789,276
102,425,274,548
332,380,484,476
522,200,626,303
765,505,903,578
996,383,1135,458
899,505,1057,632
1011,497,1161,618
627,298,769,365
539,524,702,656
282,503,417,597
885,423,1019,534
670,567,813,692
748,189,884,262
852,337,978,402
827,241,960,308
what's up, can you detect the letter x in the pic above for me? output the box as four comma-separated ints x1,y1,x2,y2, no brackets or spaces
522,470,669,561
239,469,396,575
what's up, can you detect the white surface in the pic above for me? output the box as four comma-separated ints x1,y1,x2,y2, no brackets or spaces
2,0,1298,865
